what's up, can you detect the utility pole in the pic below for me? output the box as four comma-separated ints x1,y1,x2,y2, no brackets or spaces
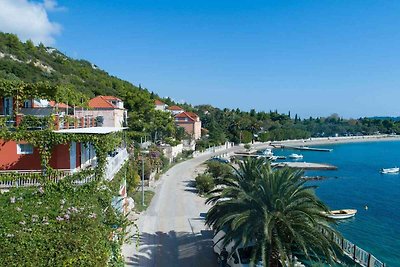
141,153,145,206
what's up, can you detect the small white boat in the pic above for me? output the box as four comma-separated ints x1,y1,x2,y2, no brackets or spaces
326,209,357,219
380,167,400,174
269,155,278,161
258,148,274,157
289,153,303,159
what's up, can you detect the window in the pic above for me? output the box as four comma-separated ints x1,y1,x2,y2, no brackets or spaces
17,144,34,155
3,97,12,115
23,100,32,108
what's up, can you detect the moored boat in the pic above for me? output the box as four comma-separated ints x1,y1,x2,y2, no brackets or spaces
326,209,357,219
380,167,400,174
289,153,303,159
257,148,274,157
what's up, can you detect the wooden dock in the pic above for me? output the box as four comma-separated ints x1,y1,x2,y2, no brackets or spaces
272,162,338,170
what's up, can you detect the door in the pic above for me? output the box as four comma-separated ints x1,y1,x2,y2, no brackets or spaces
70,142,76,170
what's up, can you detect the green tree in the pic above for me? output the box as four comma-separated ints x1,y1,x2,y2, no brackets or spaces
206,159,340,267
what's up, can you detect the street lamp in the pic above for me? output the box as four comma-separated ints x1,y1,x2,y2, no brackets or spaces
141,150,149,206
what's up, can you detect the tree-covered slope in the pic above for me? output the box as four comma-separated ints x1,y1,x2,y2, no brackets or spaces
2,31,399,146
0,32,141,98
0,32,180,140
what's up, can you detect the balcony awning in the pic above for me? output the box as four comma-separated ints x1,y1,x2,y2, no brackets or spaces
54,127,128,134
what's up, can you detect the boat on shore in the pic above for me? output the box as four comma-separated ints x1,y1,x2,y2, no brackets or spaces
289,153,303,159
326,209,357,219
380,167,400,174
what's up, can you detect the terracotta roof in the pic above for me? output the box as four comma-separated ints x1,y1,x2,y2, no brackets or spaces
168,105,183,111
48,101,70,109
174,111,198,122
101,96,122,101
155,99,165,105
185,112,199,119
89,96,119,109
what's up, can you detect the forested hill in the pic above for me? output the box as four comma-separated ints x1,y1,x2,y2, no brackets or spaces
0,32,182,140
0,32,146,98
2,32,400,147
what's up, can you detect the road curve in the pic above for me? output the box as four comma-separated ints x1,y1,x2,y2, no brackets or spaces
122,144,268,267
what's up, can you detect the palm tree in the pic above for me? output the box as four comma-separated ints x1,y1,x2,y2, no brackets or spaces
206,158,340,267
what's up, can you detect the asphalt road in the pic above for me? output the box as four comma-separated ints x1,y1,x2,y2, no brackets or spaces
122,144,269,267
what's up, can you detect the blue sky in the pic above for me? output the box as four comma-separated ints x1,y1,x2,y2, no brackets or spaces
3,1,400,118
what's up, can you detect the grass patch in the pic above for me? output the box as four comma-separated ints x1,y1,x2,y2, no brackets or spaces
130,190,155,213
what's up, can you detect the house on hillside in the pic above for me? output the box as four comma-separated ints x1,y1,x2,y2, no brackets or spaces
0,95,129,188
168,105,184,116
174,111,202,140
75,96,127,127
154,99,167,111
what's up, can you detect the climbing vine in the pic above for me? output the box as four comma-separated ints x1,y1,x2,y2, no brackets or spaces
0,126,124,183
0,79,88,108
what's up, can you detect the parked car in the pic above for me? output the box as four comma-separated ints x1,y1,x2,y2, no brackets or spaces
213,230,262,267
207,157,230,164
213,229,306,267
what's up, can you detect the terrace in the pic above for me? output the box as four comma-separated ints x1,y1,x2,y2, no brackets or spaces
0,146,129,189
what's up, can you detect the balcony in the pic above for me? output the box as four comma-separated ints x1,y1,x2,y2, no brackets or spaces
0,113,98,130
104,147,129,181
0,148,129,189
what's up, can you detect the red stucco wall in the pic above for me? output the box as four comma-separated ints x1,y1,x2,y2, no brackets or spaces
49,144,70,169
0,140,42,170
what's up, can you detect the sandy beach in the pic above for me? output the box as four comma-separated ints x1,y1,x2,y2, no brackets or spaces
268,134,400,147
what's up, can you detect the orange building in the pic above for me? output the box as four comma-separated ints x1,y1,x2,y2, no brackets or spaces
75,96,127,127
174,111,202,140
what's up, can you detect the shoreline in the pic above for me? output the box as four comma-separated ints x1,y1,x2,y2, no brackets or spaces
268,134,400,147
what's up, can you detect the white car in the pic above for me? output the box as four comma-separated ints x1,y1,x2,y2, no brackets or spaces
213,230,262,267
213,230,306,267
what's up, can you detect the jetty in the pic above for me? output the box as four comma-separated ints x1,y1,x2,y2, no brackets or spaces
272,162,338,170
275,145,333,152
302,175,330,181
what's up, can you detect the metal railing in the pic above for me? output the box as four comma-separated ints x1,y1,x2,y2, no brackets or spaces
0,169,73,189
104,148,129,181
323,230,385,267
192,142,236,158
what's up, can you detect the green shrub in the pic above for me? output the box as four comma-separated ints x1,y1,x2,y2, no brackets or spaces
195,174,214,194
206,161,232,179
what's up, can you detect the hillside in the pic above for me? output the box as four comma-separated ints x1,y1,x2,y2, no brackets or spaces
0,32,180,141
2,32,400,147
0,32,142,98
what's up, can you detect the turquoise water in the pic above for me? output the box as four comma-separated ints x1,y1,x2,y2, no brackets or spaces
275,141,400,266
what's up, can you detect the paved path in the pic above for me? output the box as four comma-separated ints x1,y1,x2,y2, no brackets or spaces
123,144,269,267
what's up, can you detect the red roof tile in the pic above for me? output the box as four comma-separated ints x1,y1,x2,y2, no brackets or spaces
155,99,165,105
185,112,199,119
168,105,183,111
48,101,70,109
174,111,198,122
89,96,118,109
102,96,122,101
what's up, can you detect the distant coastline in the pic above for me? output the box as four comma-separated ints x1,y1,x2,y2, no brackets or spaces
268,134,400,147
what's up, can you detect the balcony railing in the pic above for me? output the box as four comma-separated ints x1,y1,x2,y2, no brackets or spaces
0,169,73,189
105,148,129,181
0,114,97,130
0,148,129,188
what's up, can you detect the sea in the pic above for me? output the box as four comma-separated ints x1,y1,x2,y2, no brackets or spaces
275,141,400,266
